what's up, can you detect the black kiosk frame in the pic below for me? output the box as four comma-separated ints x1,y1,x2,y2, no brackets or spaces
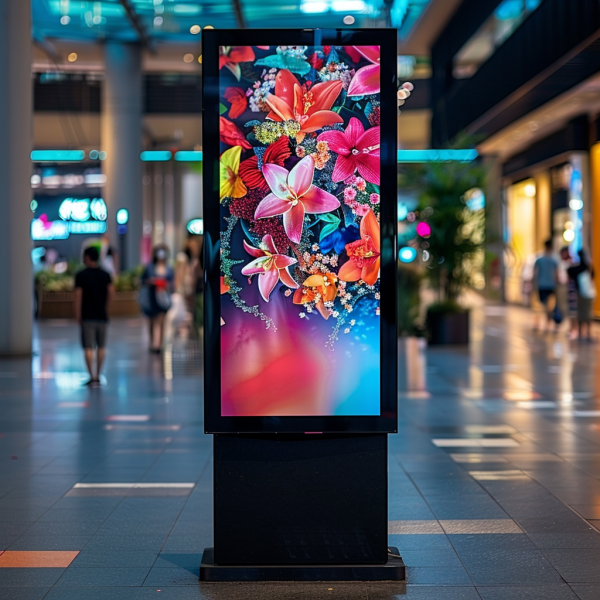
201,29,403,581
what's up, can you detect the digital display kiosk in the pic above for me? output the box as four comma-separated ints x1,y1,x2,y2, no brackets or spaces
203,29,398,435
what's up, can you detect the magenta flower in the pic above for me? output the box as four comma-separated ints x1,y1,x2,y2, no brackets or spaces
240,235,299,302
254,155,341,244
347,46,380,97
318,118,380,184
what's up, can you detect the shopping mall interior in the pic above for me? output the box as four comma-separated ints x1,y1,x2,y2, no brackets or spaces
2,0,600,598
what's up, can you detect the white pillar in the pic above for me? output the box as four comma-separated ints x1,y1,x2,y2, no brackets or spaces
101,42,143,269
0,0,32,355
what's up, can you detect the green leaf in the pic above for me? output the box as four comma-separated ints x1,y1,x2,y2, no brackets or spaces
219,103,227,115
255,55,311,76
320,220,341,241
319,213,340,224
318,214,341,241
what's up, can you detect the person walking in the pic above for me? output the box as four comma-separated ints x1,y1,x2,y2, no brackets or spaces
568,249,596,341
140,245,174,353
533,240,558,332
74,246,114,387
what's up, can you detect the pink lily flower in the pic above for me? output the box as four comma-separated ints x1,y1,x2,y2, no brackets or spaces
317,117,380,184
241,235,299,302
254,155,341,244
347,46,380,97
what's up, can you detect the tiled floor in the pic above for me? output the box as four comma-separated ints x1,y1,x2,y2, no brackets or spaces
0,306,600,598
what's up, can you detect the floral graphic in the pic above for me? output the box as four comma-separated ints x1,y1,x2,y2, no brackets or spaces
220,146,247,200
219,45,383,417
265,69,344,142
293,273,338,319
318,117,380,184
219,46,256,80
347,46,380,97
241,235,299,302
255,156,340,243
338,208,380,285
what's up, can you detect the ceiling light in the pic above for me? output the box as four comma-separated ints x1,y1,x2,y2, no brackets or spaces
183,54,194,63
190,24,201,34
67,53,78,63
198,55,202,64
60,15,71,25
154,16,163,26
333,0,366,11
523,183,535,197
300,0,329,13
343,14,355,23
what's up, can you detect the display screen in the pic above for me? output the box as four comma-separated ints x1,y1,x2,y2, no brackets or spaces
218,45,381,417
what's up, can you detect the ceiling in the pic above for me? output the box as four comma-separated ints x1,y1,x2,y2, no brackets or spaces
32,0,435,45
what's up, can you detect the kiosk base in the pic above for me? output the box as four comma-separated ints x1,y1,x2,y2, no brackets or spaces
199,547,406,582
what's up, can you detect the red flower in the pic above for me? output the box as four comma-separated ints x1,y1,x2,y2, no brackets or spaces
338,209,380,286
239,137,291,192
220,117,252,150
219,46,255,81
308,52,323,71
223,87,247,119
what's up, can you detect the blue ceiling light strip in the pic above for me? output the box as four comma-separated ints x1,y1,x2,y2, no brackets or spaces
397,149,478,163
140,151,172,161
174,151,203,161
31,150,86,162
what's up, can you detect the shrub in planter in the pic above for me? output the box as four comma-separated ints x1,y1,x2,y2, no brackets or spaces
400,137,486,344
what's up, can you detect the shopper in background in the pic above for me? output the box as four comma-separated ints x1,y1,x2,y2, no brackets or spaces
557,246,575,336
533,240,558,332
74,246,114,386
568,249,596,342
140,245,174,353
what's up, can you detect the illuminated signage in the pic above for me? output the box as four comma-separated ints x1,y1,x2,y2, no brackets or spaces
31,218,69,241
58,197,107,222
116,208,129,225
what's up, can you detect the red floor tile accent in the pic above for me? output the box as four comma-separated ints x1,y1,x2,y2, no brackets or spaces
0,551,79,568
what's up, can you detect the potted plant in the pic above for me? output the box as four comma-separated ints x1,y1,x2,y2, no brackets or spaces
400,140,486,344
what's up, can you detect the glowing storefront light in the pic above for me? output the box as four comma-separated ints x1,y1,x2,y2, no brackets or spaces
187,218,204,235
399,246,417,263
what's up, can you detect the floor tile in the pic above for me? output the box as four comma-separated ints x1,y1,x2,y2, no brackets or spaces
477,585,579,599
0,551,79,568
55,567,151,586
570,585,600,600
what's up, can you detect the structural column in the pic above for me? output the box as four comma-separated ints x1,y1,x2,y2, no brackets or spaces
101,42,143,269
0,0,33,355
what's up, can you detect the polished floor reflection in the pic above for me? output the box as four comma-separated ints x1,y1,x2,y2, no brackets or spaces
0,306,599,599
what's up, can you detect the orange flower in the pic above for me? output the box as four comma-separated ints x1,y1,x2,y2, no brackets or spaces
293,273,338,319
338,209,380,285
265,69,343,143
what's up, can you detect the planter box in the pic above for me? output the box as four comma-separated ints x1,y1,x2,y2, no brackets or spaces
401,336,427,392
37,291,140,319
110,291,140,317
37,291,75,319
427,310,470,345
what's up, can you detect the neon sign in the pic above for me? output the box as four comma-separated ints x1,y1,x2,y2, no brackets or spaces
58,197,107,222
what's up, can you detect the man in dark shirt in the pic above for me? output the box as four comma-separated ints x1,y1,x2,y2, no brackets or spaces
75,246,114,386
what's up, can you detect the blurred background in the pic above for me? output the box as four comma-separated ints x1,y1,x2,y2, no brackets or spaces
1,0,599,356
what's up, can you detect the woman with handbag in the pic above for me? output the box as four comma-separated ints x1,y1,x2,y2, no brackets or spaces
567,249,596,342
140,245,174,353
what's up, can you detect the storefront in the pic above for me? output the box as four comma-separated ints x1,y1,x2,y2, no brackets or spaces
501,117,591,306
